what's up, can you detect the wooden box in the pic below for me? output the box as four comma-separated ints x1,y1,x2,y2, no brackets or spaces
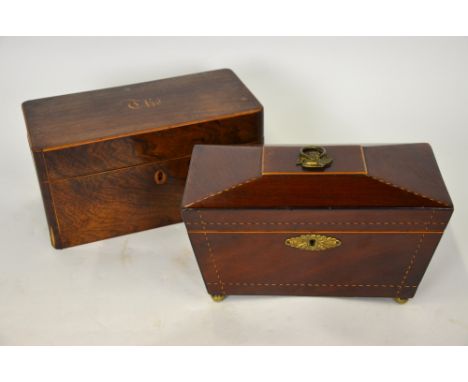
181,144,453,303
23,69,263,248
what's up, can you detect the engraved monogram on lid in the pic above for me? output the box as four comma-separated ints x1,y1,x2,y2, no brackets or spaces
127,97,162,110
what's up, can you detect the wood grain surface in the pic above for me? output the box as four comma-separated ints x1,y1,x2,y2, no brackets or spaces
182,143,453,300
24,69,264,248
23,69,262,151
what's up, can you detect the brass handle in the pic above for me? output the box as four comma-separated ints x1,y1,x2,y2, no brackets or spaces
285,234,341,251
297,146,333,170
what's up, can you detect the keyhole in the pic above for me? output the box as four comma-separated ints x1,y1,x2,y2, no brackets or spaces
309,239,316,247
154,169,167,185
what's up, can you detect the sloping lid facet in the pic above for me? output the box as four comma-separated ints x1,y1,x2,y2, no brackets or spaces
182,144,452,209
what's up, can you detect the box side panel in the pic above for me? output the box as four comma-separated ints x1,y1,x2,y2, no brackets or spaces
43,111,263,180
182,208,227,296
397,233,445,298
31,150,63,248
49,157,190,248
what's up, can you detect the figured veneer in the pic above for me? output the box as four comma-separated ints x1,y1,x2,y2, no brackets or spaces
24,69,263,248
182,144,453,301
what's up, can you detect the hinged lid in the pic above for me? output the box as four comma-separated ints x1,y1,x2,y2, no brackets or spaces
182,144,453,209
23,69,262,152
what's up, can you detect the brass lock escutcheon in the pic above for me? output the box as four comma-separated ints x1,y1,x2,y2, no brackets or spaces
285,234,341,251
297,146,333,170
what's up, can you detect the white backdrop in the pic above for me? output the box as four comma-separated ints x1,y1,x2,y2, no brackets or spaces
0,37,467,345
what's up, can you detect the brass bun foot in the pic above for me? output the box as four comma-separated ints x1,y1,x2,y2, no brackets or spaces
393,297,409,304
211,294,226,302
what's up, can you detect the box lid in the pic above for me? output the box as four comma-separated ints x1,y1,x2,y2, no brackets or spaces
182,144,453,209
23,69,262,151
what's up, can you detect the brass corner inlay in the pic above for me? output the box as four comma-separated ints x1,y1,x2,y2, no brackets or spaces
49,226,56,247
285,234,341,251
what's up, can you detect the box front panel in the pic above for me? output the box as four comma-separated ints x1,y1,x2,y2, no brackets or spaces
184,208,449,298
36,111,263,248
50,157,190,248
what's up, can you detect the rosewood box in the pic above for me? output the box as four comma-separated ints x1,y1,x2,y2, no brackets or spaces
23,69,263,248
181,144,453,303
